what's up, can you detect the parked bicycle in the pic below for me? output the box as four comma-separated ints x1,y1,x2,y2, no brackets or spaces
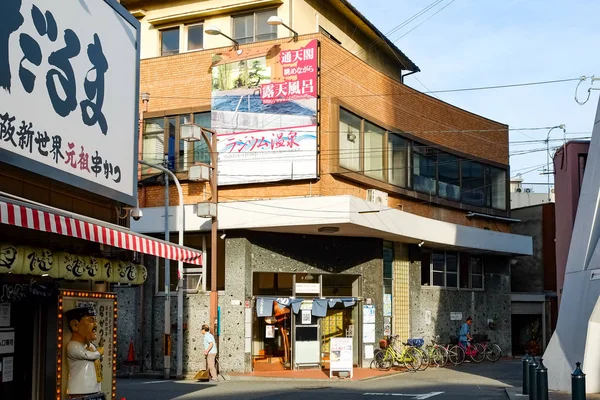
478,341,502,362
422,335,449,368
456,340,485,363
443,338,466,365
373,335,423,371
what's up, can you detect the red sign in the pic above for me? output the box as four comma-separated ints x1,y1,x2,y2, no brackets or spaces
260,40,318,104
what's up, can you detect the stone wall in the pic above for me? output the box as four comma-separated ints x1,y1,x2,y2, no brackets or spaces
408,255,512,355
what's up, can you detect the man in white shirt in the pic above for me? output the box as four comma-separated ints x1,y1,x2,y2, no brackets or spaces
64,307,104,397
201,324,218,381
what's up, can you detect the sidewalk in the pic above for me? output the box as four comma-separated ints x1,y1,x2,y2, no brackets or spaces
506,387,600,399
225,367,405,381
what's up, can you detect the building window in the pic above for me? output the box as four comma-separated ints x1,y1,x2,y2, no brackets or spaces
233,9,277,44
387,133,409,188
161,27,180,56
339,108,361,171
459,253,484,289
422,250,484,290
412,146,437,195
187,23,204,51
438,152,460,202
364,121,385,180
336,108,508,211
461,160,485,207
383,242,393,296
142,112,211,174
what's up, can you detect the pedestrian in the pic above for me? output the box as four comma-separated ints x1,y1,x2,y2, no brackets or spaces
201,324,218,381
458,316,473,349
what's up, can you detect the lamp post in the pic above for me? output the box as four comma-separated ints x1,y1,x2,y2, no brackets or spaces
137,159,185,379
545,124,565,201
180,124,219,339
267,16,298,41
205,26,239,50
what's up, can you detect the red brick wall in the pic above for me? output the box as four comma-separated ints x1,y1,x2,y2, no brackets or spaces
138,33,509,232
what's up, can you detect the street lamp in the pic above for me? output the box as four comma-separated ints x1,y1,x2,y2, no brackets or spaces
137,159,184,379
267,16,298,41
545,124,566,201
205,25,239,50
180,124,219,340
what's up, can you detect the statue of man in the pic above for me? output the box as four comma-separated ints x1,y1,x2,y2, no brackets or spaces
64,307,104,397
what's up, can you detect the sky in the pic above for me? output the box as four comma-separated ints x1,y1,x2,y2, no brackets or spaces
349,0,600,188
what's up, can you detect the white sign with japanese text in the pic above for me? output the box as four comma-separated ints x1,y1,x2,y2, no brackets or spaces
0,331,15,354
212,39,318,186
0,0,139,205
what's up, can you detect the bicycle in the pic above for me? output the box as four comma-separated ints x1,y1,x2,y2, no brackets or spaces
444,339,466,365
407,338,429,371
422,335,449,368
373,335,423,372
457,340,485,363
478,341,502,362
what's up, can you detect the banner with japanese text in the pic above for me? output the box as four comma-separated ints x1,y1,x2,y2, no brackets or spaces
211,39,318,185
0,0,139,205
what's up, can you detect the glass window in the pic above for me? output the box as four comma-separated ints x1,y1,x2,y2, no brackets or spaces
255,10,277,41
432,252,444,286
461,160,485,207
459,253,469,289
387,134,408,187
193,112,212,164
490,166,506,210
438,153,460,201
142,118,165,175
364,121,384,180
161,27,180,56
470,257,484,289
167,117,176,170
383,243,393,295
446,252,458,288
179,115,192,171
187,24,204,51
233,9,277,44
413,146,437,194
339,108,361,171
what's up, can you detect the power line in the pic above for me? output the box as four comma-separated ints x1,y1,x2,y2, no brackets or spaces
393,0,457,41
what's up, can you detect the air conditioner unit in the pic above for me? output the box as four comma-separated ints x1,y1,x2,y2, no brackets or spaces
366,189,388,206
516,188,522,193
525,188,532,193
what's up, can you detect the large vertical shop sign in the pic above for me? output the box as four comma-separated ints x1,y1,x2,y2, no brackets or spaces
211,39,319,185
0,0,140,206
59,290,117,400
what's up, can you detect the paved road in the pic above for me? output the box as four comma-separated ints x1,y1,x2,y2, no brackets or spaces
117,360,521,400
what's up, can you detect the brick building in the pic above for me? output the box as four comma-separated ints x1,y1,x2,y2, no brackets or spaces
119,0,532,375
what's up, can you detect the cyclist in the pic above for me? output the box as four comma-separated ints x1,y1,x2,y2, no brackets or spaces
458,316,473,349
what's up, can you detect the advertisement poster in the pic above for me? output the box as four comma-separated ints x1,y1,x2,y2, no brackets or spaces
2,356,13,382
61,292,116,400
301,310,312,325
363,323,376,343
265,325,275,339
330,337,353,374
211,39,318,185
383,294,392,317
363,305,376,324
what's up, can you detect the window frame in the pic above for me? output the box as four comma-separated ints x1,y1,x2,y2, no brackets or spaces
422,250,484,290
160,26,181,57
185,22,205,52
142,110,211,175
232,8,278,44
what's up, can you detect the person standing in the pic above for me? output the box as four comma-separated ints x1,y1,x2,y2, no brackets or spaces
201,324,218,381
458,316,473,349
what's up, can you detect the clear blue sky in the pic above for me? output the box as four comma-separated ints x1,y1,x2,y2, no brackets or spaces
349,0,600,187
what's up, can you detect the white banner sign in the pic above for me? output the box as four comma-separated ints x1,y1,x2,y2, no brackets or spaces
0,0,140,205
0,331,15,354
295,282,320,294
330,337,353,372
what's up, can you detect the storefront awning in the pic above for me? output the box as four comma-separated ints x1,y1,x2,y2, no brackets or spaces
0,196,202,266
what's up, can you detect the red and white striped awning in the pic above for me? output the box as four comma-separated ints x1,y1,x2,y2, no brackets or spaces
0,197,202,266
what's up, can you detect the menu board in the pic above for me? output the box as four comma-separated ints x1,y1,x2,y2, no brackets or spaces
329,337,353,378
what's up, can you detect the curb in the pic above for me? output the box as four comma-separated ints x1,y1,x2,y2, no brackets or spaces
505,387,528,399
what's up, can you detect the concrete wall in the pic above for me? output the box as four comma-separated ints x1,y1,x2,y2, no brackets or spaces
408,255,512,354
511,205,545,293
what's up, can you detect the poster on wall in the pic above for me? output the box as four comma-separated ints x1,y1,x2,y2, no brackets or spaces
363,323,376,343
301,310,312,325
383,294,392,317
0,303,10,327
265,325,275,339
363,305,376,324
450,312,463,321
211,39,318,185
0,0,140,206
2,356,13,382
0,331,15,354
60,291,117,400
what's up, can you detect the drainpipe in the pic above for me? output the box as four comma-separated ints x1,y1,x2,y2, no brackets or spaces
401,70,418,84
